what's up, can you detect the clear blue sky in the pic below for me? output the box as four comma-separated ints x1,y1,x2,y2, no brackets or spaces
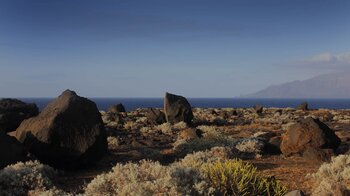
1,0,350,97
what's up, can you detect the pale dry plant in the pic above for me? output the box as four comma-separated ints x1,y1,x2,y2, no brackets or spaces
155,122,173,135
28,188,71,196
123,121,140,130
0,160,56,195
234,138,265,157
84,160,208,196
107,136,120,150
177,146,233,168
308,154,350,196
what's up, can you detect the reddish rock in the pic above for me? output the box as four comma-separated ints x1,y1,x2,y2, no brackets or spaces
280,117,341,156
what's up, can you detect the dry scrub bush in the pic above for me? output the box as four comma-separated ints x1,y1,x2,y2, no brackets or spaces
177,147,233,168
173,121,188,129
135,117,148,123
173,125,237,156
85,150,287,196
173,138,236,157
308,154,350,196
84,160,207,196
154,122,188,135
123,121,140,130
107,136,120,150
234,138,265,158
201,159,288,196
28,188,71,196
196,125,223,138
0,160,56,195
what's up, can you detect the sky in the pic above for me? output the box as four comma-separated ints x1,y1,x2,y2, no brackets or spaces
0,0,350,98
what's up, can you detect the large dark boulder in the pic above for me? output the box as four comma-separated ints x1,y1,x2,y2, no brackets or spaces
164,92,193,124
0,132,29,168
108,103,126,113
280,117,341,156
14,90,107,169
146,108,166,125
0,99,38,133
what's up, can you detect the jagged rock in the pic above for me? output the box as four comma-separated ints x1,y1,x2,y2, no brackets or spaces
253,104,263,114
280,117,341,156
164,92,193,124
297,102,308,111
14,90,107,169
269,136,282,149
220,110,238,119
146,108,166,125
0,132,29,168
0,99,38,133
108,103,126,113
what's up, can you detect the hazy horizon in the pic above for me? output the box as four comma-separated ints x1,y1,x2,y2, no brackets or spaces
1,0,350,97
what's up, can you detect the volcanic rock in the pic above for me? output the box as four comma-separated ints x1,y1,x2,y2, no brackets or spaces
164,92,193,124
0,132,28,168
15,90,107,169
146,108,166,125
108,103,126,113
297,102,308,111
280,117,341,156
253,104,263,114
0,99,38,133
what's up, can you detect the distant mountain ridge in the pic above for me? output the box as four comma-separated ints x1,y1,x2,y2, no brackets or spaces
246,72,350,98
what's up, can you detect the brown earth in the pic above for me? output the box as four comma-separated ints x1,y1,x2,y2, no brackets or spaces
50,108,350,195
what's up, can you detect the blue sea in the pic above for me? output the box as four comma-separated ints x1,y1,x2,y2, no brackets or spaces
16,98,350,111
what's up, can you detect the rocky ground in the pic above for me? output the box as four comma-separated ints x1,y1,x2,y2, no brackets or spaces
1,91,350,195
56,106,350,195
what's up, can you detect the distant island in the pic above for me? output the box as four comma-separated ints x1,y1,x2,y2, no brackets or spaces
246,72,350,98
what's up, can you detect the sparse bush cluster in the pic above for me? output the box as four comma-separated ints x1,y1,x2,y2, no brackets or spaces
84,160,206,196
84,155,287,196
0,160,57,195
176,146,233,169
154,122,188,135
308,154,350,196
234,138,265,158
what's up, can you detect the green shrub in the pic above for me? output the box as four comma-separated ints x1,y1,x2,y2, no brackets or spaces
201,159,287,196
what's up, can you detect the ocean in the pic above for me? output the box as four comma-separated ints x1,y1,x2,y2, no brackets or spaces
17,98,350,111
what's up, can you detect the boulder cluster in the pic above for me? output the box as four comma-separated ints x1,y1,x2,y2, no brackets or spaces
0,90,344,171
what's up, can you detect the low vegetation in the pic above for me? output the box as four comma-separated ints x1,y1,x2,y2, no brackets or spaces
308,154,350,196
85,155,287,196
0,160,57,195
